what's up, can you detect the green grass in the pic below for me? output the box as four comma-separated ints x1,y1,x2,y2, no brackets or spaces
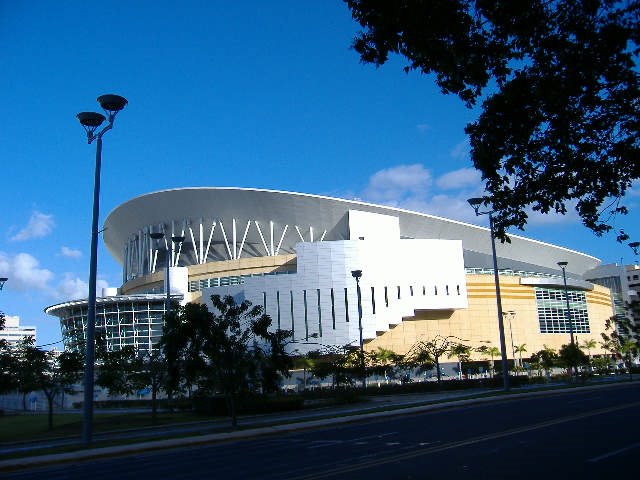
0,411,207,444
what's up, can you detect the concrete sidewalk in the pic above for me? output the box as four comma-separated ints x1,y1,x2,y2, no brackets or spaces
0,379,634,472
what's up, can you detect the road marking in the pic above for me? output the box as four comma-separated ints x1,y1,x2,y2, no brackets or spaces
385,442,400,446
349,432,398,442
588,442,640,462
289,400,640,480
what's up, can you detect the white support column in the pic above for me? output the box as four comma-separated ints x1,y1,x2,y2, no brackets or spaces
232,218,237,259
176,224,186,265
199,219,204,265
255,221,270,256
275,225,288,255
152,249,158,273
219,220,233,260
204,220,216,263
189,225,199,264
270,221,275,256
295,226,305,242
310,226,314,242
320,229,327,241
237,220,251,260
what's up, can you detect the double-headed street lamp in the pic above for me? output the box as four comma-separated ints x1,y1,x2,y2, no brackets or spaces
77,94,127,447
351,269,366,390
557,261,575,346
467,197,510,391
0,277,7,291
149,232,185,315
629,242,640,255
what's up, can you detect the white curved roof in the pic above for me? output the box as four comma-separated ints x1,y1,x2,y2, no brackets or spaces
103,187,600,277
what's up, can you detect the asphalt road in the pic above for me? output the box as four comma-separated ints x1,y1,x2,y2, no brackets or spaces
5,382,639,479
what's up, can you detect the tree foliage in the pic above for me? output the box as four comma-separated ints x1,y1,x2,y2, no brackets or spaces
14,337,83,429
346,0,640,239
601,309,640,379
160,296,293,427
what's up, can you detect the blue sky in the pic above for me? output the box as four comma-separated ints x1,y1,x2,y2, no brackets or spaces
1,1,638,348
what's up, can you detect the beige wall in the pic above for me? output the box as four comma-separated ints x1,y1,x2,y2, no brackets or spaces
365,274,614,360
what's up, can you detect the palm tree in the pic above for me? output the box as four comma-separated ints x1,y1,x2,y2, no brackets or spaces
514,344,527,370
581,339,597,372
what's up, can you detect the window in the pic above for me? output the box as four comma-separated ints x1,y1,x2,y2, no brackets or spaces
536,288,590,334
446,285,449,295
457,285,460,295
344,288,349,322
410,286,414,296
384,287,389,307
397,286,401,300
317,289,322,338
290,290,295,339
331,288,336,329
303,290,309,340
276,291,281,329
434,286,438,295
371,287,376,314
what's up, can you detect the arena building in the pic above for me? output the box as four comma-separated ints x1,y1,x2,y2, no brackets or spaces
46,188,615,360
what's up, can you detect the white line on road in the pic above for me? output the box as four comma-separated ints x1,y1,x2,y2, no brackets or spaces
588,442,640,462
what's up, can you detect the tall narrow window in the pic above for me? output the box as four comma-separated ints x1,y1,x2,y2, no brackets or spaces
263,291,267,310
303,290,309,340
290,290,295,340
397,286,401,300
344,288,349,323
330,288,336,329
446,285,449,295
410,286,414,296
456,285,460,295
371,286,376,314
422,286,426,295
434,286,438,295
276,291,281,329
317,289,322,338
384,286,389,307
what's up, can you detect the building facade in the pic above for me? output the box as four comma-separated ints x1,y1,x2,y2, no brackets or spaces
46,188,614,359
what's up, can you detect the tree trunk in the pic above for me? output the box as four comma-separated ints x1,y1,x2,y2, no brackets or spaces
435,357,441,384
151,383,158,424
22,392,28,411
46,392,54,431
225,392,237,429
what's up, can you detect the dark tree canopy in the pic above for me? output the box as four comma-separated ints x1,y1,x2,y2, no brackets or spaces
346,0,640,239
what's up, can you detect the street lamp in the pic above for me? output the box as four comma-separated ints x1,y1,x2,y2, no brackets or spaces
557,261,575,346
0,277,7,291
467,197,510,391
77,93,127,447
629,242,640,255
150,232,185,315
504,310,516,368
351,269,366,390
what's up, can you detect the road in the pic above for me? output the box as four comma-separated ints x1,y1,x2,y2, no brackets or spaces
4,382,639,479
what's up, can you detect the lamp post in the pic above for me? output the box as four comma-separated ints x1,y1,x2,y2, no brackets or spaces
467,197,509,391
149,232,185,315
351,269,366,390
76,94,127,447
504,310,516,368
557,261,575,346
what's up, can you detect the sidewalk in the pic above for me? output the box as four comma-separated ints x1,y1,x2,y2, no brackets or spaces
0,377,634,472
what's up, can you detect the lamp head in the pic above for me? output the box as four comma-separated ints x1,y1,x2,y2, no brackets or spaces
97,94,128,113
557,261,568,268
0,277,7,290
76,111,106,137
149,232,164,241
351,269,362,279
467,197,484,215
629,242,640,254
171,236,186,244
